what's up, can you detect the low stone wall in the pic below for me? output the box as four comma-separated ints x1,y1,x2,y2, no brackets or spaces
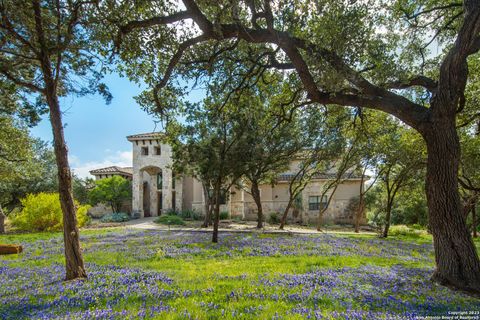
87,201,132,219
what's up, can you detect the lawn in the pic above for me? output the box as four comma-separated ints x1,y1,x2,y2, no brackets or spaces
1,228,479,319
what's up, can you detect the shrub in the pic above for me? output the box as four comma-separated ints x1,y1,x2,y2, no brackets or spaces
100,212,130,223
164,208,180,216
178,209,201,220
155,215,186,226
367,209,385,231
219,211,229,220
11,192,90,232
389,225,427,238
268,212,280,224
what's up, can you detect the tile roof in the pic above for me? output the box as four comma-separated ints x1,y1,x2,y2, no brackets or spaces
277,172,365,181
89,166,133,176
126,132,164,141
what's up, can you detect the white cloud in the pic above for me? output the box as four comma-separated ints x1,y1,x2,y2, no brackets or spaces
70,150,132,179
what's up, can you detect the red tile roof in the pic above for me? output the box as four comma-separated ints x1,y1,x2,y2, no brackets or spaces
89,166,133,176
126,132,164,141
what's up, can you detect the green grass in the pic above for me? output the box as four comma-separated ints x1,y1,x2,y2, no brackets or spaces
1,227,479,319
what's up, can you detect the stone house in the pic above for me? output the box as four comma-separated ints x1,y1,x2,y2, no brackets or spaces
90,132,366,224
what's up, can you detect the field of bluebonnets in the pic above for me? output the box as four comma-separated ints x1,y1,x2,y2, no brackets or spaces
1,228,479,319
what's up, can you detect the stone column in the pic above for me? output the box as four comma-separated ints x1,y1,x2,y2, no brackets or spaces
175,176,183,211
132,169,143,218
163,168,172,210
150,171,158,216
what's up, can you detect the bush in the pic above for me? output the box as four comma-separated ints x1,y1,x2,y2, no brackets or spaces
367,209,385,231
268,212,280,224
164,208,179,216
219,211,229,220
100,212,130,223
155,215,186,226
389,225,427,238
11,192,90,232
178,209,201,220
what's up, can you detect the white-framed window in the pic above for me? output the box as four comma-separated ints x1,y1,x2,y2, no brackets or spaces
308,195,328,211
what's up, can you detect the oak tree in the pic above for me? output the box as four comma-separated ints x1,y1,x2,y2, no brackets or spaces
0,1,111,279
102,0,480,292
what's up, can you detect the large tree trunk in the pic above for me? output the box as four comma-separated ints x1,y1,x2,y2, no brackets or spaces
0,204,5,234
212,185,220,243
424,120,480,293
32,0,86,281
251,181,263,228
473,203,477,238
382,201,393,238
279,199,294,230
47,92,87,280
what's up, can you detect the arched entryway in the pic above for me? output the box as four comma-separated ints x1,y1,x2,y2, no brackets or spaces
134,166,163,218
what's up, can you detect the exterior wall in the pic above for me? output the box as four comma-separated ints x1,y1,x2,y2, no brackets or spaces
189,177,363,225
87,200,132,219
182,176,194,211
93,173,132,181
127,135,364,223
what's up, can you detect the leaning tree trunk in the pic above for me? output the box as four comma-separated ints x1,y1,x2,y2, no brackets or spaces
279,199,294,230
212,185,221,243
47,92,87,280
0,204,5,234
424,119,480,293
251,181,263,228
317,208,326,232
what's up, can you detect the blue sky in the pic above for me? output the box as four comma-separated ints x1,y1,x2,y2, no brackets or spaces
30,73,203,178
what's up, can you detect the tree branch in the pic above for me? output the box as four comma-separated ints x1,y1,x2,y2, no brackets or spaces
122,0,429,128
0,65,44,92
119,11,190,34
403,2,463,20
384,75,438,92
152,34,209,113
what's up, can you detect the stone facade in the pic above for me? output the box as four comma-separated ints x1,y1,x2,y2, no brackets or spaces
91,132,366,224
127,133,183,217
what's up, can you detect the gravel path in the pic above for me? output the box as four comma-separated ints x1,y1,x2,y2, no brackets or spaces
120,217,376,235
